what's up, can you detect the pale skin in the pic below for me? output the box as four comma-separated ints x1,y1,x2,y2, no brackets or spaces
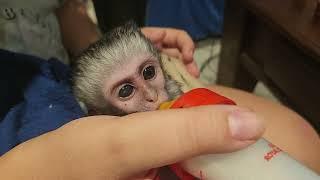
0,1,314,179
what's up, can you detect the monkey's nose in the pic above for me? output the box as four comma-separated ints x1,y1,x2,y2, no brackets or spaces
145,89,158,102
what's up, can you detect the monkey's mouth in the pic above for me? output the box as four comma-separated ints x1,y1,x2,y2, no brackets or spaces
140,104,162,112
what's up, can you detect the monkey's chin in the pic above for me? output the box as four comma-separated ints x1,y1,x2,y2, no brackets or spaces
144,106,160,112
141,102,165,112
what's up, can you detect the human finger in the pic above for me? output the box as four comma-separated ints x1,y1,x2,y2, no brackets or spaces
141,27,166,44
161,48,182,59
185,61,200,78
141,27,199,77
110,105,265,179
142,27,195,64
0,106,264,180
161,28,195,64
160,48,200,77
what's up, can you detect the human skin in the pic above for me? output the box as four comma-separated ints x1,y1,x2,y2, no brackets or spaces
53,0,319,175
1,85,319,179
55,0,199,77
210,85,320,172
0,105,264,180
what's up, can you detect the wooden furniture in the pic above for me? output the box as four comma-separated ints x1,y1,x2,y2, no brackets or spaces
218,0,320,133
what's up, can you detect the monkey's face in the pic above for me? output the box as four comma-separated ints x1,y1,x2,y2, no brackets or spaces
102,54,169,114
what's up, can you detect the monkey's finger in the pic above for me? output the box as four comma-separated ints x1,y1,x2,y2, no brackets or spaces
161,48,183,59
111,105,265,179
161,48,200,77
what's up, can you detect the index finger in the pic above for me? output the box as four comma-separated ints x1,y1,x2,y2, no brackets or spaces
142,27,195,63
162,28,195,64
141,27,166,44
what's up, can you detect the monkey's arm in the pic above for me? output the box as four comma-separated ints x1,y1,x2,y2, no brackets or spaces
56,0,101,58
161,54,204,92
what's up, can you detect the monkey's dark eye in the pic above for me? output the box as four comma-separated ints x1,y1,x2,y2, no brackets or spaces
118,84,134,98
143,65,156,80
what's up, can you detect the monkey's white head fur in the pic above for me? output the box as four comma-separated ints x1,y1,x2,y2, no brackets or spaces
72,22,160,114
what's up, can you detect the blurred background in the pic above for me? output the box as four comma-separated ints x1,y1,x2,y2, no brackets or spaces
91,0,276,98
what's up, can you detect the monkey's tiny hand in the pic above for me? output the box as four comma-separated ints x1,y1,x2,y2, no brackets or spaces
141,27,200,77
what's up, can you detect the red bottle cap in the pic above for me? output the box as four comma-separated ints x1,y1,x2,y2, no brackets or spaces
168,88,236,180
171,88,236,109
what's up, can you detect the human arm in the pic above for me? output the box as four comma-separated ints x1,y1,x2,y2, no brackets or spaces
55,1,199,76
0,106,263,179
2,85,319,178
55,0,101,58
208,85,320,172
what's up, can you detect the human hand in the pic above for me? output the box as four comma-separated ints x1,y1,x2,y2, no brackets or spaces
0,106,264,179
56,0,101,57
141,27,200,77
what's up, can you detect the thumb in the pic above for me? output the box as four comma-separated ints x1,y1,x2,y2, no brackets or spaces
0,106,264,180
112,105,265,179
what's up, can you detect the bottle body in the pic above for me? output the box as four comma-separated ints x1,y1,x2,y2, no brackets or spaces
182,138,319,180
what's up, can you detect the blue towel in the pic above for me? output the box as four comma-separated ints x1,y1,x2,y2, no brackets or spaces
145,0,224,40
0,49,85,155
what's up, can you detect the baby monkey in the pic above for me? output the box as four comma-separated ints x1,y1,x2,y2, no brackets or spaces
72,22,182,116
